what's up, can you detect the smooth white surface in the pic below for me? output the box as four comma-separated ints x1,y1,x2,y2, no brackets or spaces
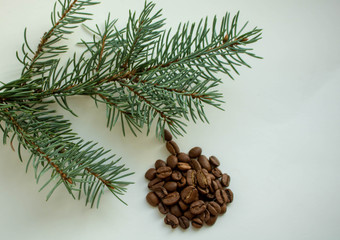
0,0,340,239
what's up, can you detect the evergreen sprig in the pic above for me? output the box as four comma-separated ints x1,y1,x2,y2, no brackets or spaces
0,0,262,207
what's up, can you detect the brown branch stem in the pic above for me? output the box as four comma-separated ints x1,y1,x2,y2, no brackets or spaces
30,0,79,68
3,109,73,184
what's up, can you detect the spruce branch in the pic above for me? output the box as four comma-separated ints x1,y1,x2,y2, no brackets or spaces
0,0,262,207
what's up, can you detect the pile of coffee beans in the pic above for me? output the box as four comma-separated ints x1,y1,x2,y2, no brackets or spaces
145,130,233,229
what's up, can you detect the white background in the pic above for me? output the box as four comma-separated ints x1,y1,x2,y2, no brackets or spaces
0,0,340,239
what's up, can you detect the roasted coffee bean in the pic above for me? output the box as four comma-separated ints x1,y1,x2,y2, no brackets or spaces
145,168,157,180
156,166,172,179
205,215,217,226
164,129,173,141
178,216,190,229
162,191,180,205
177,152,191,163
207,201,221,216
211,180,219,192
178,200,188,211
189,147,202,158
186,170,197,186
198,155,212,172
164,213,179,229
212,167,222,178
197,170,210,188
192,218,203,228
203,209,211,223
209,156,220,167
170,204,182,217
154,187,168,198
215,189,229,205
197,211,206,222
164,181,177,192
177,176,187,188
215,179,224,189
148,178,164,190
171,170,182,181
181,186,199,204
221,174,230,187
166,141,180,155
190,200,206,215
158,202,169,214
197,186,209,195
146,192,160,207
191,159,202,171
225,189,234,203
184,210,195,220
177,162,191,171
206,193,215,200
220,203,227,214
155,159,167,169
166,155,178,169
208,173,216,181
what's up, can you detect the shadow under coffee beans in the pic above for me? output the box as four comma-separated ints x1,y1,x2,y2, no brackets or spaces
145,130,233,229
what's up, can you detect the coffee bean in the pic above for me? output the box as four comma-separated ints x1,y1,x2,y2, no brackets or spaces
164,181,177,192
154,187,168,198
145,168,157,180
184,210,195,220
166,155,178,169
171,170,182,181
197,170,210,188
198,155,211,172
177,162,191,171
181,186,199,204
170,204,182,217
190,200,206,215
209,156,220,167
205,215,217,226
206,193,215,200
162,191,180,205
163,129,173,142
177,176,187,188
178,216,190,229
215,189,229,205
221,174,230,187
208,173,216,181
189,147,202,158
155,159,167,169
203,209,211,224
178,200,188,211
158,202,169,214
225,189,234,203
146,192,160,207
214,179,223,190
207,201,221,216
191,159,202,171
197,186,209,195
148,178,164,190
192,218,203,228
197,211,206,222
166,141,180,155
156,166,172,179
211,180,219,192
177,152,191,163
220,203,227,214
212,167,222,178
186,170,197,186
164,213,179,228
215,179,224,189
